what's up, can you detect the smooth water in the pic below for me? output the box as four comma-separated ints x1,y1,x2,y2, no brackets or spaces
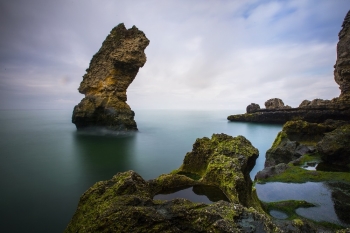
256,182,350,227
154,185,230,204
0,109,281,233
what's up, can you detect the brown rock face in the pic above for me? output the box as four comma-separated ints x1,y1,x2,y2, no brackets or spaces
265,98,285,109
246,103,260,113
335,10,350,99
72,23,150,131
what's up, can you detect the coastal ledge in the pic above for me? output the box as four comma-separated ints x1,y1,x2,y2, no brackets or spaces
227,104,350,124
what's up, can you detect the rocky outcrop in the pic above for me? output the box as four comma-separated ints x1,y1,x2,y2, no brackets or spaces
72,24,149,131
265,98,286,109
262,120,350,168
228,11,350,124
177,134,259,207
247,103,260,113
335,10,350,99
256,119,350,184
299,99,332,108
317,124,350,165
228,105,350,123
65,134,281,232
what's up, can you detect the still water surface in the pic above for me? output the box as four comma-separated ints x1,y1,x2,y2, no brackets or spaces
0,109,281,232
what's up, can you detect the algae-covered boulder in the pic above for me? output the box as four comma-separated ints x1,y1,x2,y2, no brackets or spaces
178,133,259,207
65,134,282,232
317,124,350,165
263,120,349,168
264,130,315,168
65,169,279,232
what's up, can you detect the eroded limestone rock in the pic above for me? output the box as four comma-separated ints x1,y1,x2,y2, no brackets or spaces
335,10,350,99
262,120,350,171
72,23,149,131
247,103,260,113
178,134,259,207
265,98,285,109
317,124,350,165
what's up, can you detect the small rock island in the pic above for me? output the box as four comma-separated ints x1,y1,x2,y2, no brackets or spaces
72,24,149,131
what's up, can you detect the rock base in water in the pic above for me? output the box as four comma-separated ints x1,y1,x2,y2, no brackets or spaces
72,23,149,131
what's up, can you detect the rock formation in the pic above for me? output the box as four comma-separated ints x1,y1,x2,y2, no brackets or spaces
246,103,260,113
228,11,350,124
335,10,350,100
65,134,282,232
265,98,286,109
317,124,350,165
177,134,259,207
72,23,149,131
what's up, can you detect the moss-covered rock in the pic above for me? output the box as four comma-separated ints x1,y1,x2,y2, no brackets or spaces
265,127,315,168
65,170,279,233
65,134,283,232
177,134,259,208
264,120,350,168
317,124,350,165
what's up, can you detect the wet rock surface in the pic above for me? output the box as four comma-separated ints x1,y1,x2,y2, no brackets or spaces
258,119,350,171
317,124,350,165
72,24,149,131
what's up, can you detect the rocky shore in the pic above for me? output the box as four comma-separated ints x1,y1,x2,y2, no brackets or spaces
72,24,149,131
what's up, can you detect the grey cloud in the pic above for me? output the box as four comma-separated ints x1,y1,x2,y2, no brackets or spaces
0,0,349,110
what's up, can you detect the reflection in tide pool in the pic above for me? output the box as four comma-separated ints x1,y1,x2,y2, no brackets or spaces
269,210,288,219
256,182,350,227
154,185,230,204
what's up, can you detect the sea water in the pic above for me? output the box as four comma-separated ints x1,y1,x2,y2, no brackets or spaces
0,109,282,232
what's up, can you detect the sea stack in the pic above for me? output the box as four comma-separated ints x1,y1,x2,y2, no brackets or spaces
72,24,149,131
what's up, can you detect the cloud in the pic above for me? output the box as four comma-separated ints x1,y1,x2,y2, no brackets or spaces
0,0,349,110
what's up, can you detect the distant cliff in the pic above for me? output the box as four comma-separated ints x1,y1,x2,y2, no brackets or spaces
228,11,350,124
72,24,149,131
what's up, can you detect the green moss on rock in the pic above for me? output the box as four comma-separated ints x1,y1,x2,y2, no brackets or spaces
178,134,259,208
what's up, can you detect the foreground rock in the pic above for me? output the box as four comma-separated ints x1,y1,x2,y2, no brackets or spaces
228,11,350,124
65,134,282,232
317,124,350,165
176,134,259,208
72,24,149,131
258,120,350,172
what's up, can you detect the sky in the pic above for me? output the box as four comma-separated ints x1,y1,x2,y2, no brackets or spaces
0,0,349,110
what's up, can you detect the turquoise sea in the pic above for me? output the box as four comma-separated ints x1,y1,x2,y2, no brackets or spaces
0,109,304,232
